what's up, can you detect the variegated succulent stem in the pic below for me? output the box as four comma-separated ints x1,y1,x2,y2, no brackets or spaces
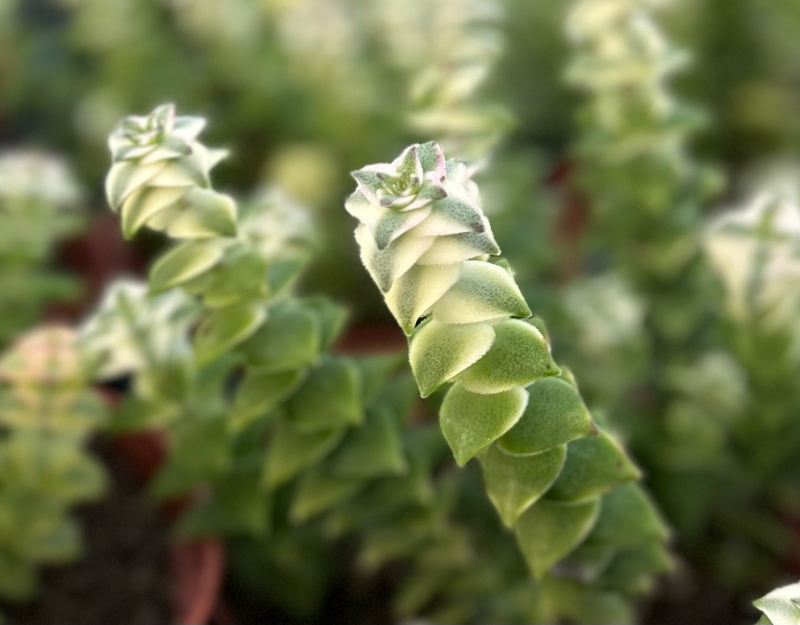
105,104,270,366
346,142,670,607
102,105,411,520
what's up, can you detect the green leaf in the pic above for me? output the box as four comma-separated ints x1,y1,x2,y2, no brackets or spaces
177,469,269,538
354,354,406,406
149,239,227,292
302,297,348,349
120,186,184,239
151,413,230,498
416,231,500,265
266,255,310,295
563,543,617,583
431,261,531,324
106,160,167,210
201,245,267,307
393,570,450,620
584,483,669,548
459,319,559,394
356,224,434,293
326,405,407,478
263,422,345,489
287,357,363,432
754,582,800,625
194,302,267,364
546,430,640,502
478,443,566,527
516,498,600,578
440,383,528,465
149,159,208,189
598,543,673,595
540,577,634,625
238,302,320,373
384,263,461,335
409,318,495,397
289,470,364,523
372,374,418,424
499,377,596,455
162,188,237,238
373,205,432,250
412,194,485,238
231,369,306,433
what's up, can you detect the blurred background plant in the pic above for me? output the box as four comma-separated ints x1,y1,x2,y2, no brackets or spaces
0,0,799,622
0,150,85,345
0,326,107,606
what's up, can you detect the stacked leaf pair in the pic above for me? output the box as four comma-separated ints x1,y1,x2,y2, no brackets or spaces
346,141,671,618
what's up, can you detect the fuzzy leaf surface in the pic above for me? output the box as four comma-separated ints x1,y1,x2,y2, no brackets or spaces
409,319,495,397
459,319,559,394
440,383,528,465
431,261,531,325
479,443,566,527
499,377,596,454
516,498,601,578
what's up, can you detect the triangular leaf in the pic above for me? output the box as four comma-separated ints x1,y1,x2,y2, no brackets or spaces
263,422,345,489
194,301,266,364
385,263,461,335
290,469,364,523
231,369,306,433
546,430,640,502
326,405,407,478
539,577,634,625
584,483,669,548
479,443,566,527
356,224,433,293
149,240,227,292
302,297,348,349
238,302,321,373
431,261,531,324
516,498,600,578
121,186,184,239
162,188,237,239
499,377,596,454
459,319,559,394
106,160,167,210
598,543,673,595
287,357,363,432
409,318,495,397
415,231,500,265
440,383,528,465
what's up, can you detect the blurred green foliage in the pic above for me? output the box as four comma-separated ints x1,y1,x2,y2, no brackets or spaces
0,326,107,605
1,0,800,622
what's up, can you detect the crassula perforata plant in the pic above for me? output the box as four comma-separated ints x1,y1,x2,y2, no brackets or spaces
346,141,671,621
0,326,107,605
83,104,427,547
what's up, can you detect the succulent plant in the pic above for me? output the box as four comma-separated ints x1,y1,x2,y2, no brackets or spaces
346,140,671,621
